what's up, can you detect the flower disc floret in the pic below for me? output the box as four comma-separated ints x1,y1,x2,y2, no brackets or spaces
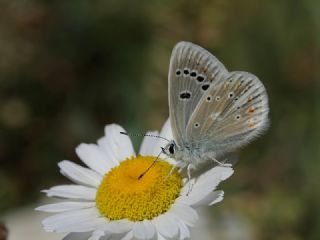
96,156,182,221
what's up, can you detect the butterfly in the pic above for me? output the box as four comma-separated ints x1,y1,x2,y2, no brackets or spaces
161,41,269,178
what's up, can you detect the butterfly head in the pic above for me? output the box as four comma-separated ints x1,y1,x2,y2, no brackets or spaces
161,140,177,158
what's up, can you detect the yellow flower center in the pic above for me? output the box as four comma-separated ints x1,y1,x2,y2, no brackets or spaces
96,156,182,221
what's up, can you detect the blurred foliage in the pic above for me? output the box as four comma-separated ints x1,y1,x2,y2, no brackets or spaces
0,0,319,239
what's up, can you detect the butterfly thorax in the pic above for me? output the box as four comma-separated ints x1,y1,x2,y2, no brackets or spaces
162,141,209,169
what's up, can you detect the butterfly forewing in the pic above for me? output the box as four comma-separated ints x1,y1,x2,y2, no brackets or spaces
186,70,269,154
169,42,228,146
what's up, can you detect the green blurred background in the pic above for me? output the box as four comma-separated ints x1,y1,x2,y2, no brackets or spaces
0,0,319,239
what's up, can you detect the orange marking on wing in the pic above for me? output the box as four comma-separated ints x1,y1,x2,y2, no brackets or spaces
247,107,255,113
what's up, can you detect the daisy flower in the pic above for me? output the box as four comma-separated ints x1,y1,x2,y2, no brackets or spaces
37,119,233,240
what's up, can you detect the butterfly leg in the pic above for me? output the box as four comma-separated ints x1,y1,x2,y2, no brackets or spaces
166,165,176,179
211,157,232,167
186,164,195,195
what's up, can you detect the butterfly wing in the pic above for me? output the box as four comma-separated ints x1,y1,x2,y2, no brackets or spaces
168,41,228,146
186,70,269,156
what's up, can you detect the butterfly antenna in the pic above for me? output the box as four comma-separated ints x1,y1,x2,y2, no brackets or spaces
137,150,162,180
120,132,170,143
120,131,169,179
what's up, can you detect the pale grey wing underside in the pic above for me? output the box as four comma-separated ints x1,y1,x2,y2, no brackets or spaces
186,71,269,155
168,41,228,146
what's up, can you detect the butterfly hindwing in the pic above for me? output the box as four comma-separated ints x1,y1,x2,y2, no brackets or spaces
168,42,228,146
186,71,269,155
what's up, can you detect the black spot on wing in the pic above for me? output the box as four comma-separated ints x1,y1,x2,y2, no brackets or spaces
179,91,192,100
183,68,190,75
201,84,210,91
197,75,205,82
190,71,197,77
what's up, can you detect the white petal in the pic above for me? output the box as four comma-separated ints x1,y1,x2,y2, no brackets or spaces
159,118,173,141
43,185,96,200
209,191,225,205
157,233,166,240
170,204,198,227
89,230,105,240
176,219,190,240
58,160,102,187
121,231,133,240
190,190,224,207
132,220,155,240
180,166,233,205
103,124,135,161
97,136,120,166
63,232,92,240
152,212,178,239
139,131,159,156
179,178,195,197
76,143,113,175
104,219,134,234
152,119,173,156
194,166,233,187
42,208,105,233
36,201,95,212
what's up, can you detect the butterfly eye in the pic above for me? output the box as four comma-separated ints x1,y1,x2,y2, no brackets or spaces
168,144,175,154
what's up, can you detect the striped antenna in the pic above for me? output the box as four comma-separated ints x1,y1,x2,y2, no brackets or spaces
120,132,170,143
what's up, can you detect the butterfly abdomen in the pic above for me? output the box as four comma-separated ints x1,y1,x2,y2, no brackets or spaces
175,143,213,167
